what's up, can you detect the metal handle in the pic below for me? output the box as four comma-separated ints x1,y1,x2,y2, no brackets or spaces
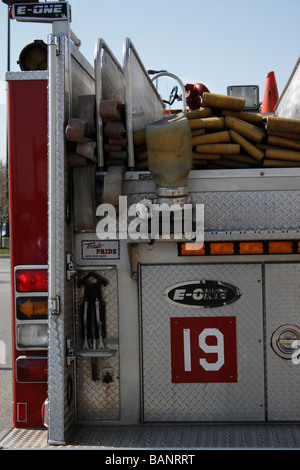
66,339,117,366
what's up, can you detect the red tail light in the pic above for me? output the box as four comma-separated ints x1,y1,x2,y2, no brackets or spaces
16,356,48,383
16,269,48,292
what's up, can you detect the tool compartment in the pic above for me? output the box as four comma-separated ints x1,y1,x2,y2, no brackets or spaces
73,269,119,421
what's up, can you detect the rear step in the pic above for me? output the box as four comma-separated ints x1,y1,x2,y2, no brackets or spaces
1,423,300,449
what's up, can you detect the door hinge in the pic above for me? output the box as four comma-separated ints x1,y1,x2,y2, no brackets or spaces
49,35,60,55
49,296,60,315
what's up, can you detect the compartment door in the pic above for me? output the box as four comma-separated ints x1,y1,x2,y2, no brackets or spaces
265,263,300,421
140,263,265,422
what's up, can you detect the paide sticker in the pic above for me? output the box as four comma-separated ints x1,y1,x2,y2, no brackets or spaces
81,240,120,261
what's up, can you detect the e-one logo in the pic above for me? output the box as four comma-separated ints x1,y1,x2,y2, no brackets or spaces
14,3,68,19
16,4,63,13
164,280,241,308
173,287,227,301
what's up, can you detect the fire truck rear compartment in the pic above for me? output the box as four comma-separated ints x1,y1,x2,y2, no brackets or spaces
70,259,300,424
40,33,300,446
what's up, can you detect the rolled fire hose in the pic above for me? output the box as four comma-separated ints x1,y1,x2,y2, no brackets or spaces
225,115,265,144
229,130,264,161
267,116,300,135
202,92,245,111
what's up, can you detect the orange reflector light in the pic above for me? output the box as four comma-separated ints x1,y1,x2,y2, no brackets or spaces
16,269,48,292
179,240,299,256
16,356,47,383
16,297,48,320
268,241,293,254
210,242,234,255
181,243,205,255
239,242,263,255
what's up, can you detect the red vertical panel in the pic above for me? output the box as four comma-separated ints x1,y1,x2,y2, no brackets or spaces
8,79,48,268
8,79,48,428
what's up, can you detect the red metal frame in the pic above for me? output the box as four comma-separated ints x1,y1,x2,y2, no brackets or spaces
8,78,48,428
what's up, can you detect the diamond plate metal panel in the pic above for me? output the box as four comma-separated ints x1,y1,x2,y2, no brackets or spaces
75,269,120,421
48,34,70,444
3,423,300,449
140,263,265,422
6,71,48,81
192,191,300,233
127,190,300,237
265,263,300,421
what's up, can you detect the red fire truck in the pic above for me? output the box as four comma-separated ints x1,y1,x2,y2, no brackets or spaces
2,0,300,450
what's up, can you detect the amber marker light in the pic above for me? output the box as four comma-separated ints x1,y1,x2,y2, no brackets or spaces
239,242,263,255
268,241,293,254
181,243,205,255
210,242,234,255
16,297,48,320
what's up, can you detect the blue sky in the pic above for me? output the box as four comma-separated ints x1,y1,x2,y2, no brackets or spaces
1,0,300,162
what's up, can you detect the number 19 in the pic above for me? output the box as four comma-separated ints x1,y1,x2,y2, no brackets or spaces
183,328,225,372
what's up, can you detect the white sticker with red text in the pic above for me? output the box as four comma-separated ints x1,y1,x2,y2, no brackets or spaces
81,240,120,261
